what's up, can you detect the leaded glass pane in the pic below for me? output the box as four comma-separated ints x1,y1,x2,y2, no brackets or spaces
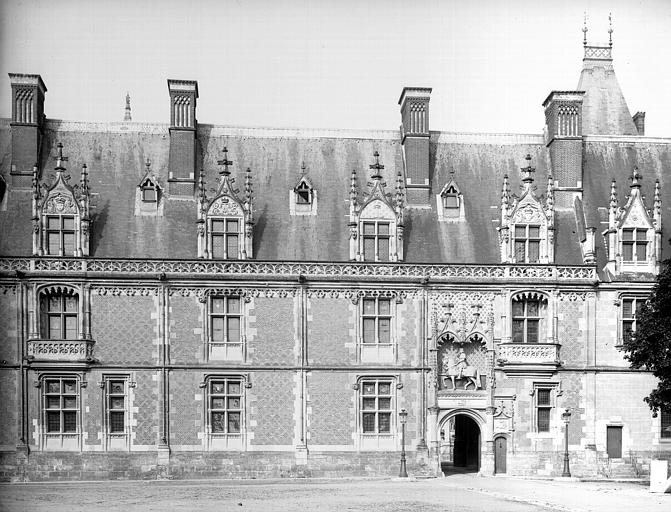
527,320,539,343
110,382,124,394
226,219,239,232
227,298,240,314
363,223,375,235
514,241,526,262
378,318,390,343
362,318,375,343
63,397,77,409
528,241,540,263
363,299,375,315
228,397,240,409
211,397,225,409
63,381,76,393
110,411,124,433
537,389,551,406
362,383,375,395
64,315,77,339
211,382,225,394
378,223,390,235
211,412,226,433
363,237,375,261
48,233,60,254
512,320,524,343
64,296,77,312
47,217,60,230
63,233,75,255
47,397,60,409
661,410,671,439
227,317,240,343
622,299,633,318
211,220,225,232
623,242,633,261
527,301,539,316
537,408,550,432
110,397,125,410
515,226,526,238
62,217,75,230
211,234,225,258
48,316,61,339
528,226,540,238
622,229,634,241
362,413,375,433
47,411,61,432
228,412,241,433
378,398,391,410
362,398,376,410
226,234,239,259
63,411,77,432
211,317,225,342
636,243,647,261
378,413,391,433
47,381,60,393
378,237,389,261
378,300,390,315
228,382,241,395
378,383,391,395
512,301,524,317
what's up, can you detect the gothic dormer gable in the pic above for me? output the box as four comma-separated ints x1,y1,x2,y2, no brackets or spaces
197,147,254,259
604,168,662,276
33,143,91,257
437,175,464,222
499,154,555,264
290,162,317,216
135,158,163,216
348,152,405,262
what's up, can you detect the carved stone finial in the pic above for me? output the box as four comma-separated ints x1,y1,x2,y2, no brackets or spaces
629,167,642,190
501,174,510,209
349,169,357,203
54,142,68,171
546,174,554,211
145,158,151,172
521,154,535,186
217,147,233,176
300,161,307,175
369,151,384,180
582,11,588,47
395,170,404,210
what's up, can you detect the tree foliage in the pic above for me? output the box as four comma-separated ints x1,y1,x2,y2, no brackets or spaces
622,259,671,416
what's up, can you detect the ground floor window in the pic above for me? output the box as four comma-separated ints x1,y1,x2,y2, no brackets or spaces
662,409,671,439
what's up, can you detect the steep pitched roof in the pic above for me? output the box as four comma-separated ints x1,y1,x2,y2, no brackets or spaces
577,44,638,136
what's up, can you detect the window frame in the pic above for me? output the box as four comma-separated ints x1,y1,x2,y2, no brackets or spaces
41,374,81,450
441,186,460,210
360,379,394,435
620,296,646,345
532,384,557,434
45,214,76,256
511,296,544,344
207,295,245,361
513,223,541,263
661,409,671,440
294,181,312,205
361,297,392,346
621,227,648,263
361,220,391,262
358,296,396,364
356,376,398,450
209,217,241,260
102,375,131,450
40,289,79,340
203,374,247,450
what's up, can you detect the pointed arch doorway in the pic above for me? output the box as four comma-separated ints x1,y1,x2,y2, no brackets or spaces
439,413,481,474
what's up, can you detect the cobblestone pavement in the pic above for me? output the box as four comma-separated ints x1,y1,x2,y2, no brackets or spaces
0,474,669,512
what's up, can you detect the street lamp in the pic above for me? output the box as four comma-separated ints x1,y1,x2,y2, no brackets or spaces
399,408,408,478
561,408,571,477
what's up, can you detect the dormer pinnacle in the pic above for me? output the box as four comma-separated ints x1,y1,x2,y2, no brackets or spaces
54,142,68,172
582,12,588,47
608,12,613,47
629,166,642,191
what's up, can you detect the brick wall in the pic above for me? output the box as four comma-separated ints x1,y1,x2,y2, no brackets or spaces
0,370,17,447
0,287,17,363
132,371,158,447
557,300,586,366
169,370,202,447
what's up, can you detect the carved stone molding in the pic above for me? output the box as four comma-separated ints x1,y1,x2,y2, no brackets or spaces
170,287,297,301
92,286,159,297
27,339,95,362
307,288,418,303
0,257,599,281
0,285,17,295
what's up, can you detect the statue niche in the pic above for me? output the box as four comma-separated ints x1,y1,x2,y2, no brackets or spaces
439,342,486,390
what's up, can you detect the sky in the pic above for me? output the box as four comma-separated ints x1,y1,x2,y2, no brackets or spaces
1,0,670,136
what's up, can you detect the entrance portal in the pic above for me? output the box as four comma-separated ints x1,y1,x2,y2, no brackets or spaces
440,414,481,473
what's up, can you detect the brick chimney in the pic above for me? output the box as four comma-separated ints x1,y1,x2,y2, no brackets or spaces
398,87,431,206
8,73,47,188
542,91,585,208
167,79,198,195
632,111,645,135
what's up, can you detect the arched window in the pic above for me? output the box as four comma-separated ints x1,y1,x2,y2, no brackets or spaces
40,288,79,340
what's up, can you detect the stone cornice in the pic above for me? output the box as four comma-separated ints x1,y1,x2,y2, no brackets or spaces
0,257,599,283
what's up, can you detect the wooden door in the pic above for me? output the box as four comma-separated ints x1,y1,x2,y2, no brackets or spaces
494,436,507,474
607,426,622,458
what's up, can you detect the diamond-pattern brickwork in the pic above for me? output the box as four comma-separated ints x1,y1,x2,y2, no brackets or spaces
92,295,157,365
0,371,17,446
249,372,294,446
557,301,585,365
308,298,353,365
248,297,295,366
169,296,202,364
0,289,17,363
132,371,158,446
307,372,353,446
169,371,202,446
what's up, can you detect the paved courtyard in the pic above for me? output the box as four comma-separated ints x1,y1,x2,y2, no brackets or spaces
0,474,669,512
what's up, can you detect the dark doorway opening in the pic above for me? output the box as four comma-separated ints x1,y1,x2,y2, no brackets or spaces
607,426,622,458
494,435,507,474
440,414,481,474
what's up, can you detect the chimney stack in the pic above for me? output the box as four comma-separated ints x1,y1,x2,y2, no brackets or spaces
398,87,431,206
543,91,585,208
8,73,47,188
632,112,645,136
167,79,198,196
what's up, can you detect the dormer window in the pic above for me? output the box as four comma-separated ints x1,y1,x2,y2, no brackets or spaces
437,178,465,222
604,169,662,276
349,152,405,262
33,143,91,257
197,148,254,259
622,228,647,262
499,155,554,264
290,165,317,216
135,160,163,216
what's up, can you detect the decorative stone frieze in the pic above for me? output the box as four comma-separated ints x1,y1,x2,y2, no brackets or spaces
27,339,95,362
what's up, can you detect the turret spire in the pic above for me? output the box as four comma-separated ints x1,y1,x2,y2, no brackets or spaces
582,11,588,47
608,12,613,47
124,92,132,122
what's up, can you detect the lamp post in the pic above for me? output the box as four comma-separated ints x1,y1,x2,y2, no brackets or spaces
561,408,572,477
399,408,408,478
